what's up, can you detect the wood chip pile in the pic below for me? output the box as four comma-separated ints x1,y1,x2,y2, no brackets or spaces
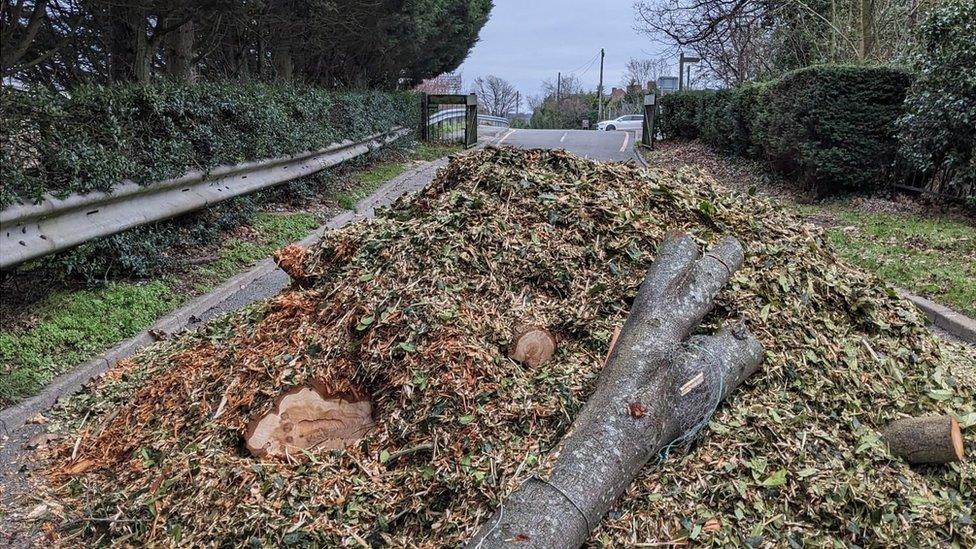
36,147,974,546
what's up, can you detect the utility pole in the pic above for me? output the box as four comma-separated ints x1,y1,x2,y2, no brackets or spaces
555,73,562,130
678,53,684,91
597,48,605,121
515,91,520,117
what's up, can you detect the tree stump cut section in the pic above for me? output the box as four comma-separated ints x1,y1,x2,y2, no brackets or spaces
509,325,556,367
245,385,373,458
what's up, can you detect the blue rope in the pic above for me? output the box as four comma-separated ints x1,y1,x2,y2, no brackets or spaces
656,341,726,462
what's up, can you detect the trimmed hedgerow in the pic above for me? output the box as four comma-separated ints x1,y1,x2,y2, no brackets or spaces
658,65,912,194
695,90,733,151
660,87,766,155
762,65,912,194
727,82,771,157
0,82,417,208
658,91,711,139
896,0,976,202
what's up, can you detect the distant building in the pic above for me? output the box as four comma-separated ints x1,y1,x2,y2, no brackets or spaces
657,76,679,95
415,72,463,94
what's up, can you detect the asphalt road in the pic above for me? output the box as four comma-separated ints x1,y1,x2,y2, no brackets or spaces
489,128,640,162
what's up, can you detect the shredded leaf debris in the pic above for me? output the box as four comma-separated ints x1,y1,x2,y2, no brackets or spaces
34,147,974,547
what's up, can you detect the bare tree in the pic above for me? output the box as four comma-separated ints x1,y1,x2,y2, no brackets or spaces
530,74,597,129
1,0,88,80
540,73,583,98
635,0,774,86
471,74,518,117
620,57,671,88
634,0,919,86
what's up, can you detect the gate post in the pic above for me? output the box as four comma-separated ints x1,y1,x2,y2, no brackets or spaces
420,93,430,142
465,93,478,148
642,93,657,149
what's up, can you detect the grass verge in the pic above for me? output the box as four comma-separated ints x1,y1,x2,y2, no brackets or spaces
804,205,975,317
640,140,975,318
0,281,179,405
0,143,461,407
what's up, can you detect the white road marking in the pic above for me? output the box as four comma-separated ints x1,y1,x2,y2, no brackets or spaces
559,132,567,143
619,131,630,153
497,128,516,144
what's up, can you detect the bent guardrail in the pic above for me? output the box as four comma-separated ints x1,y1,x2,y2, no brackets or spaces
0,128,411,270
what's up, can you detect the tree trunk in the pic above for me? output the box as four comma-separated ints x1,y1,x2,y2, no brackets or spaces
273,46,294,81
165,20,195,83
882,415,964,464
108,6,149,84
0,0,49,76
859,0,874,60
468,235,764,548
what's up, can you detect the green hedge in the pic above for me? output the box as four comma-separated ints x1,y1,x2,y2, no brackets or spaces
659,65,912,194
763,65,912,193
657,91,709,139
0,83,417,208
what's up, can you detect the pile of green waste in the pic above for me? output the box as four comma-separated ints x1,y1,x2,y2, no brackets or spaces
34,147,974,546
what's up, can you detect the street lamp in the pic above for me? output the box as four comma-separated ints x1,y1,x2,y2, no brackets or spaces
678,53,701,91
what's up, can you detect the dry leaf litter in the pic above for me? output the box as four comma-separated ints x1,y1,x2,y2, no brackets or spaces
33,147,975,547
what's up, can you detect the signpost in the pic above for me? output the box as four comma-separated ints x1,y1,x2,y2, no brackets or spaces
678,53,701,91
642,93,657,149
465,93,478,148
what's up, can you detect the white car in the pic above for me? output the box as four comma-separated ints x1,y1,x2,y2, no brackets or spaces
597,114,643,131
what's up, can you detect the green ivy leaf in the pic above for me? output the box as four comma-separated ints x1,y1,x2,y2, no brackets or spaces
761,469,787,487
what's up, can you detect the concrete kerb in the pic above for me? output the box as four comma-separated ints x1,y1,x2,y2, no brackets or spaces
900,291,976,344
633,143,650,169
0,156,448,435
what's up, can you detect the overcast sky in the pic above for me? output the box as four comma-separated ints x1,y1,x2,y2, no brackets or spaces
457,0,672,107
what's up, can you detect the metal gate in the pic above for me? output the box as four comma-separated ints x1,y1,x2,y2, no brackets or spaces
420,93,478,148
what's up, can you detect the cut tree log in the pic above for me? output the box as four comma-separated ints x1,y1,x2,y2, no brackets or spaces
881,415,964,464
509,325,556,367
245,384,373,458
468,234,764,548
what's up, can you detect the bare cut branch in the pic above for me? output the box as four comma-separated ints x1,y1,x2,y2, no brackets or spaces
468,234,764,547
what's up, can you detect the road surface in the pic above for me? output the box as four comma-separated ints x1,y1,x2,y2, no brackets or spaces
487,128,640,162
